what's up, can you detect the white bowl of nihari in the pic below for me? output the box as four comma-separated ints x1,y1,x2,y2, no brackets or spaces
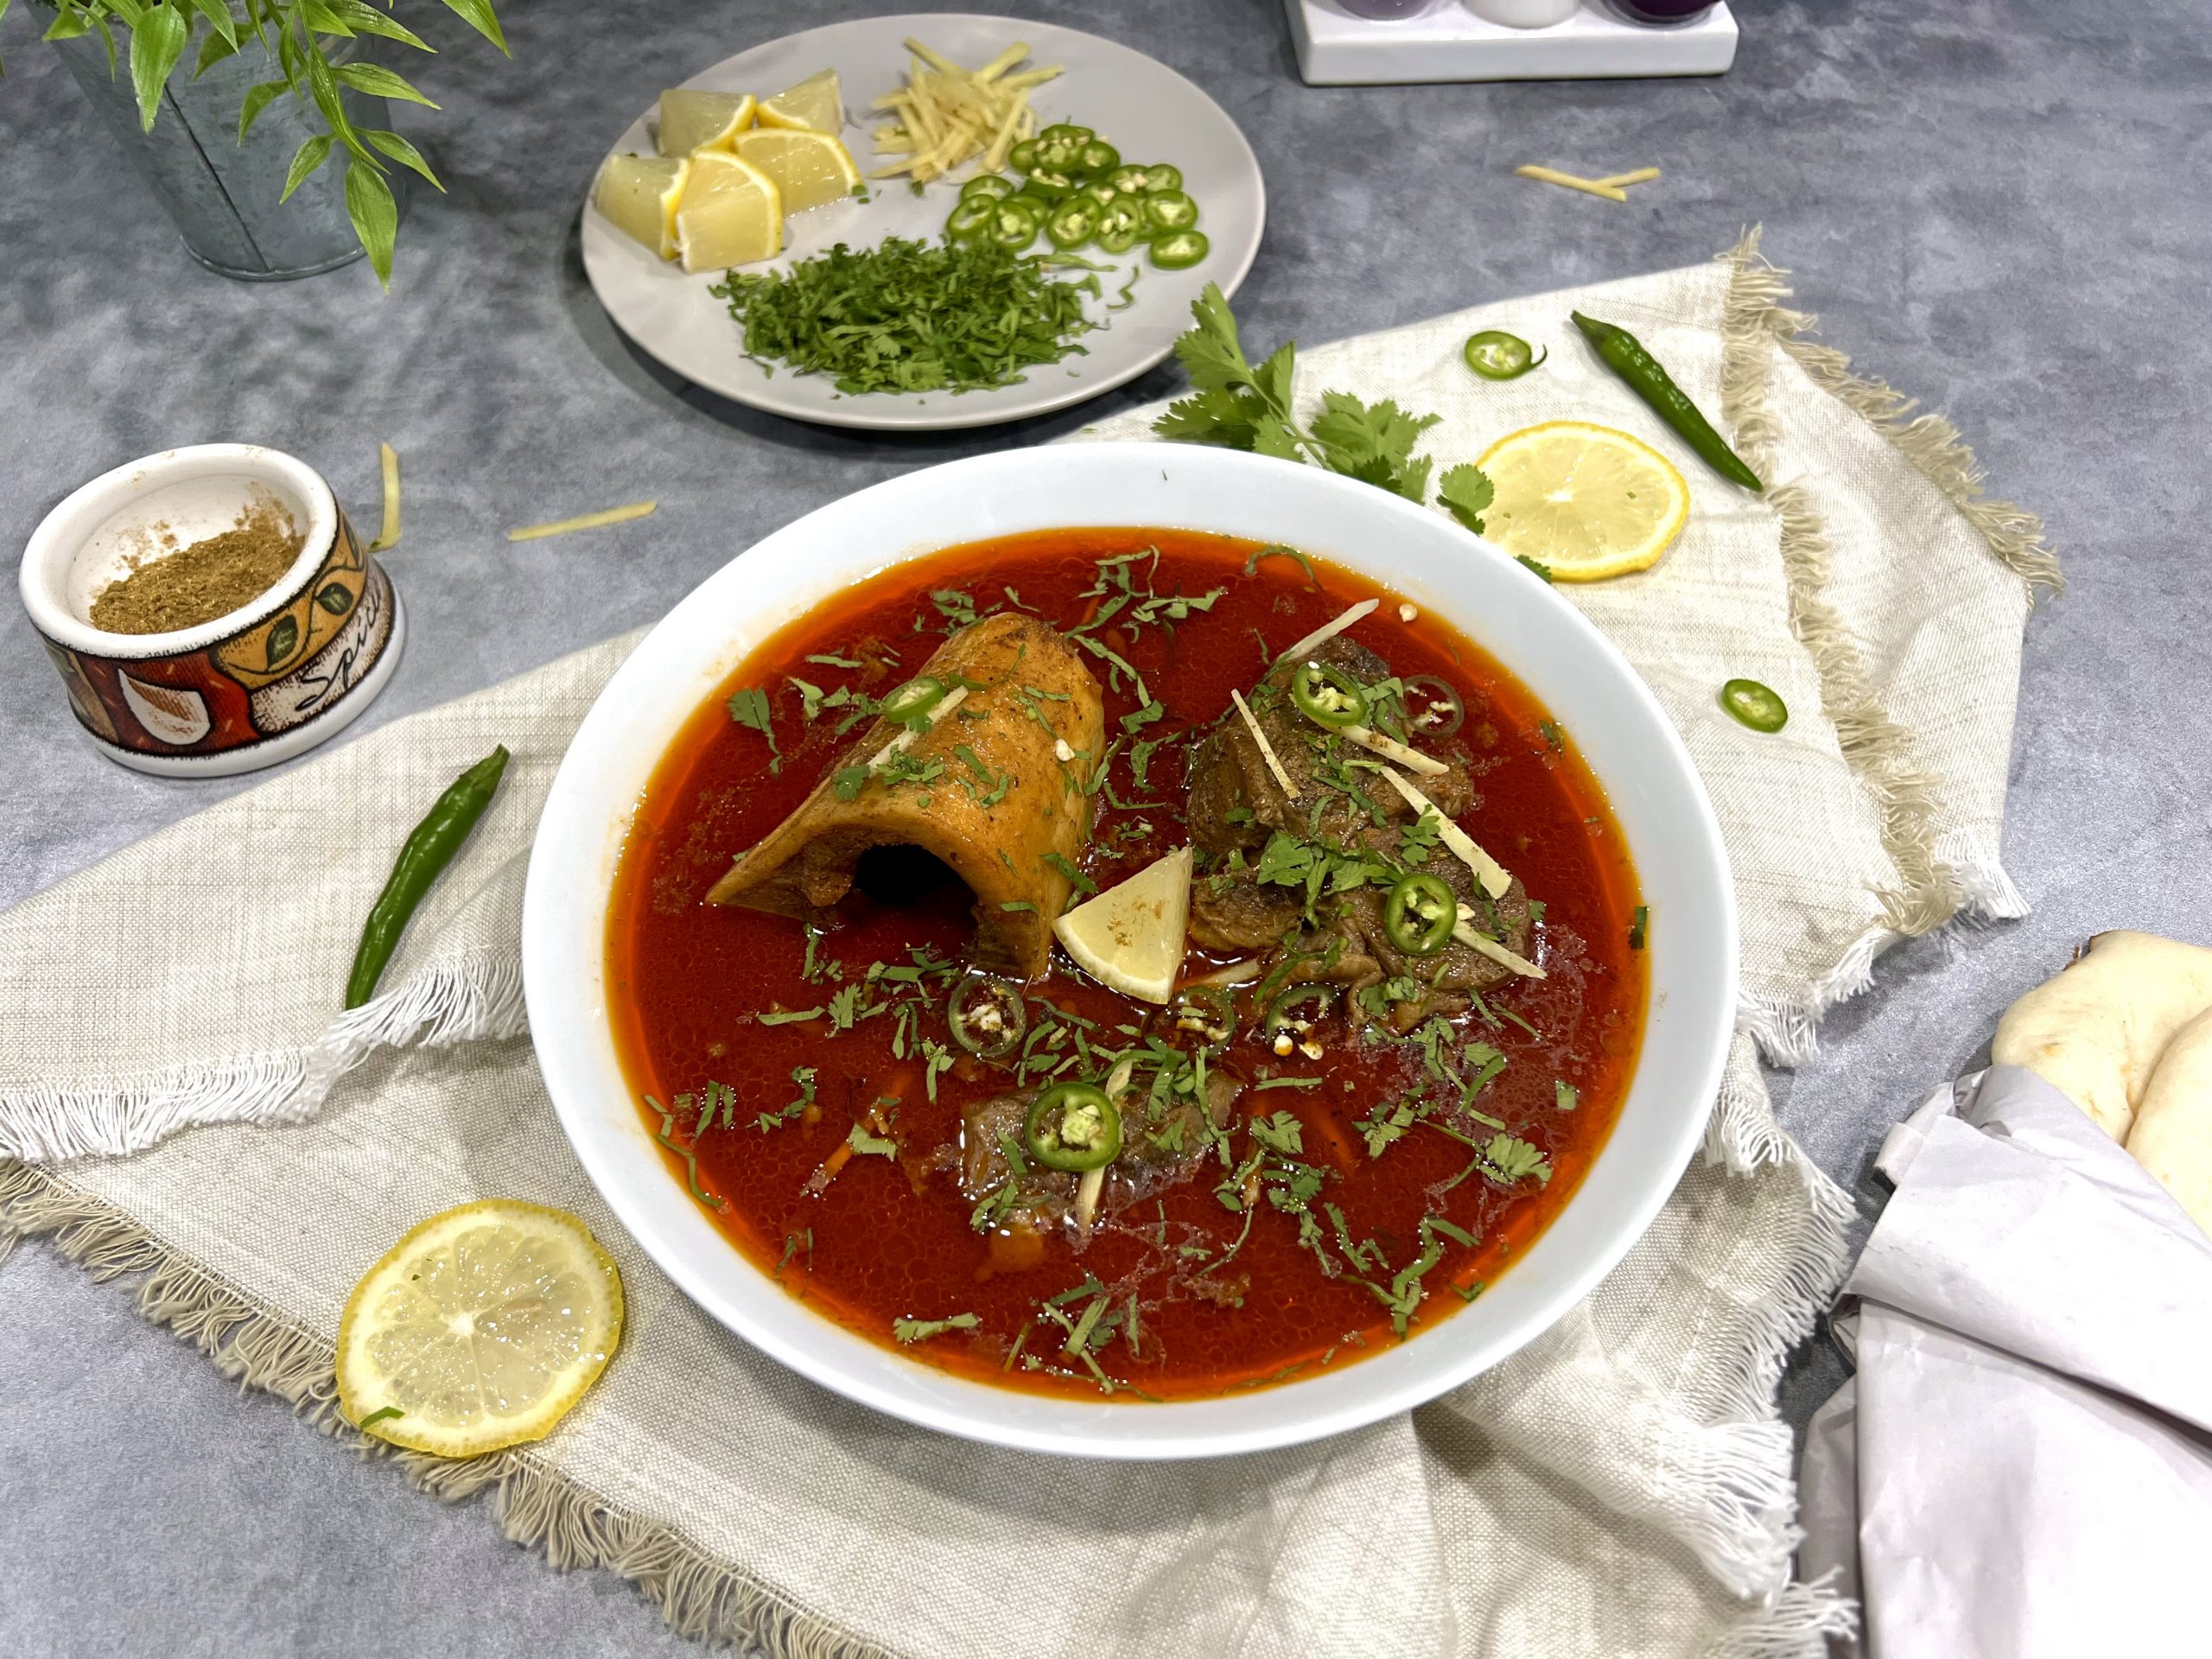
18,443,404,777
523,442,1735,1459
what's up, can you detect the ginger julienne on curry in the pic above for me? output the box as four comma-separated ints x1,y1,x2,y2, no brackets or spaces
606,528,1647,1400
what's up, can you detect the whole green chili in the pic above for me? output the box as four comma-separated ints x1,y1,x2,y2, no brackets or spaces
344,745,511,1008
1569,311,1764,491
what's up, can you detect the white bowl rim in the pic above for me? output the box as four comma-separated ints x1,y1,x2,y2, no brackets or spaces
20,442,340,658
523,442,1738,1460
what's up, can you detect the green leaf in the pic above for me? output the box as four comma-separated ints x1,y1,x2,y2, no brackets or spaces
238,79,286,143
41,6,94,42
344,156,398,289
279,132,331,200
1153,386,1257,450
1171,283,1258,396
363,128,442,191
299,0,355,38
1310,392,1440,501
324,0,431,52
127,3,190,130
313,581,355,616
96,15,119,75
262,613,301,669
331,60,439,108
1437,463,1496,537
437,0,508,55
303,47,347,130
185,0,236,48
193,26,238,78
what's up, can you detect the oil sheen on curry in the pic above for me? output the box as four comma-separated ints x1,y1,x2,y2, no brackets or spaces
607,530,1646,1401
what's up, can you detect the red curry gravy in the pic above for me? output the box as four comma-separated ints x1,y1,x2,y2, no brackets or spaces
607,529,1644,1401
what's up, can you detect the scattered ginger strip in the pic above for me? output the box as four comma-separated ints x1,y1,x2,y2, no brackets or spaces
1591,167,1661,188
1344,723,1448,777
1230,688,1298,800
506,500,658,543
367,442,401,552
1514,166,1629,203
1454,912,1547,980
1274,597,1380,668
1379,768,1511,899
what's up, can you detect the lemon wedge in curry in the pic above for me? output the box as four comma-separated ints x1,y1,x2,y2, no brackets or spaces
1053,845,1192,1005
674,152,783,272
337,1198,623,1459
1473,421,1690,582
594,154,689,259
756,68,842,133
734,127,861,215
657,89,758,157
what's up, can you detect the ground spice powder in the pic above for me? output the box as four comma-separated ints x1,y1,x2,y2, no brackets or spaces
91,499,305,635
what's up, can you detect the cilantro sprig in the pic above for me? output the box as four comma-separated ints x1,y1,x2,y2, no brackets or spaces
1156,284,1494,533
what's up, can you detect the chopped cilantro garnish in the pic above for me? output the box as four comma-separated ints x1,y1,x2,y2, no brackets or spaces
892,1313,979,1344
711,238,1103,396
726,685,780,772
845,1122,897,1159
758,1006,823,1027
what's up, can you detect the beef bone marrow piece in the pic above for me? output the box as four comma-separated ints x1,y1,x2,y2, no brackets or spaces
707,613,1105,980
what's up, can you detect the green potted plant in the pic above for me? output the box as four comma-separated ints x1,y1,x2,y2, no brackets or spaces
3,0,508,284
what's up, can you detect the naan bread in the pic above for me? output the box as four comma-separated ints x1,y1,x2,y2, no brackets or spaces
2125,1005,2212,1238
1990,931,2212,1141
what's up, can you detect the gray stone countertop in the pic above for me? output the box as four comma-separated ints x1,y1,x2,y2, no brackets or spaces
4,0,2209,1651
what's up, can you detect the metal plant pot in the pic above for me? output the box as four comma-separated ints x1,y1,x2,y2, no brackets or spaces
48,19,412,281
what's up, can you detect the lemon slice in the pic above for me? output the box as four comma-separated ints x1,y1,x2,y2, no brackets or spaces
1052,845,1192,1004
1473,421,1691,582
594,154,688,259
657,90,757,157
734,127,861,214
674,152,783,273
336,1198,623,1459
756,68,842,133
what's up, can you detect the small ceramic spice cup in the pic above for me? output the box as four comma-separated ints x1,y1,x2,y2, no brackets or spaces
19,444,405,777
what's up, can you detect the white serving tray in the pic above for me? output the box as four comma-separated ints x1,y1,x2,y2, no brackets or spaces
1285,0,1738,86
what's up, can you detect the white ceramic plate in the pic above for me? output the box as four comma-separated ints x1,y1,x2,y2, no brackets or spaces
523,444,1738,1460
580,14,1265,429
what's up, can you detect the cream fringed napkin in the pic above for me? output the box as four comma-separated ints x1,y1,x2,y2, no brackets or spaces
0,235,2052,1658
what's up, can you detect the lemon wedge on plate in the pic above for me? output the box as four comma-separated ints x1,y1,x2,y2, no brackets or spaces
1053,845,1192,1004
756,68,842,133
1473,421,1691,582
337,1198,624,1459
657,90,758,157
734,128,861,215
674,152,783,272
594,155,689,259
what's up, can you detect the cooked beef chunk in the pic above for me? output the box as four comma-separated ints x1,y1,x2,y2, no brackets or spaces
953,1068,1243,1248
957,1093,1076,1234
1189,872,1300,952
1185,632,1534,1027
